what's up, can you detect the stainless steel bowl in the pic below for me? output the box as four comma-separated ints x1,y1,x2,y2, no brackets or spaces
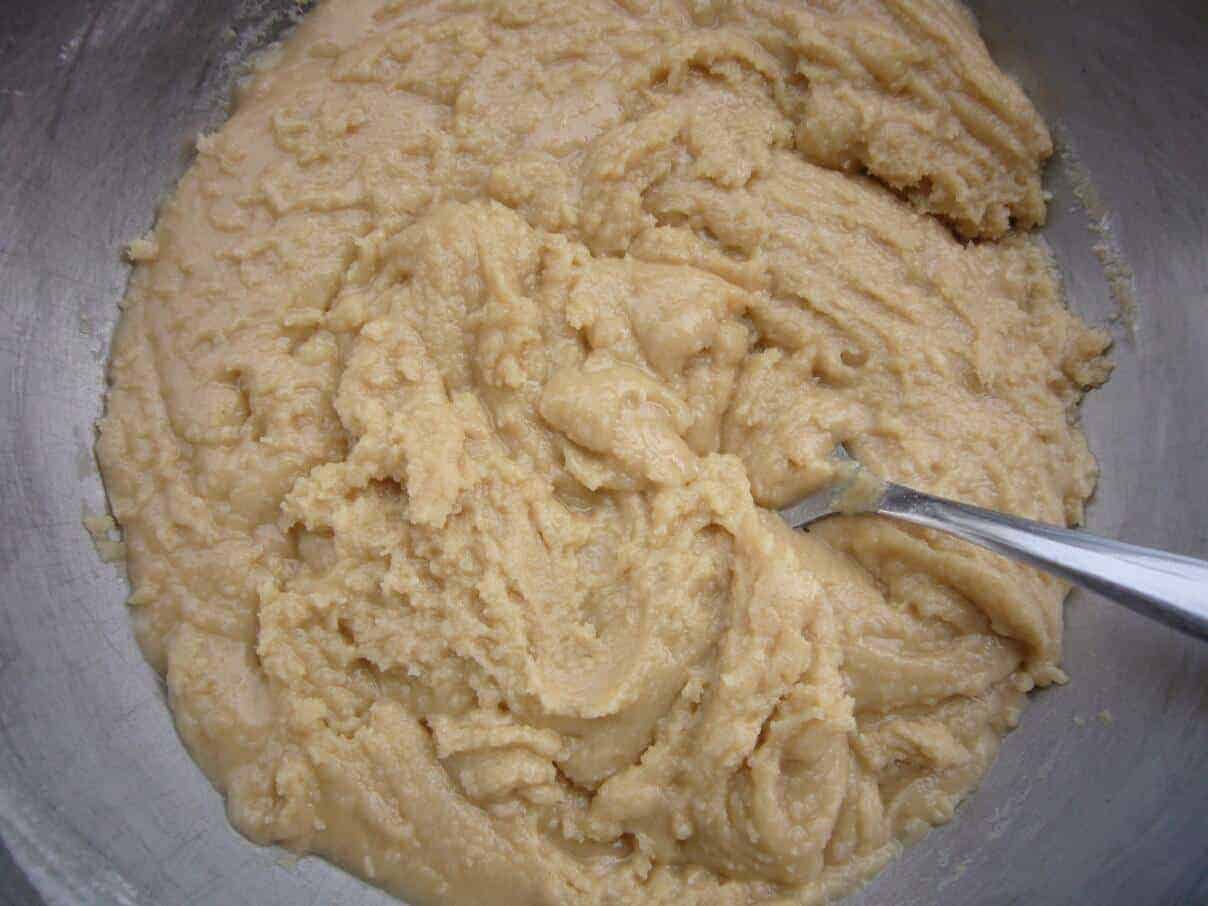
2,2,1206,904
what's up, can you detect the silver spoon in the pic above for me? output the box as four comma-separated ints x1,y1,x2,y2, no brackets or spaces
779,445,1208,640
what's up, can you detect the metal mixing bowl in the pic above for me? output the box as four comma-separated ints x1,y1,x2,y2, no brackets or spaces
2,1,1206,903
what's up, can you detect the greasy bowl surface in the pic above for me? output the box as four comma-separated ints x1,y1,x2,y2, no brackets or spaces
1,1,1206,904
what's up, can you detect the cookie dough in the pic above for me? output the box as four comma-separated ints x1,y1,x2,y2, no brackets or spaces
97,1,1111,903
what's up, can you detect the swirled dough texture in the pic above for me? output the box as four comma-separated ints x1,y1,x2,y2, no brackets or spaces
98,0,1111,903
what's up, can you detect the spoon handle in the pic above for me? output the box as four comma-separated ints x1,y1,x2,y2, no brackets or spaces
876,483,1208,640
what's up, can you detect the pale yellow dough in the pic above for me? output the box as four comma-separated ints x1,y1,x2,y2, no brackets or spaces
97,0,1111,903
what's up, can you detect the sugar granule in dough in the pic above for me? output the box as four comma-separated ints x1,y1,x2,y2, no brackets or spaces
97,1,1111,904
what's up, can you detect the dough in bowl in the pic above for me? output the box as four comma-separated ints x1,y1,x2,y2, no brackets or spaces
97,0,1110,903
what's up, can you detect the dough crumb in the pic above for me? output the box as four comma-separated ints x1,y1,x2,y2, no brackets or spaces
1056,125,1139,331
83,512,125,562
124,234,158,262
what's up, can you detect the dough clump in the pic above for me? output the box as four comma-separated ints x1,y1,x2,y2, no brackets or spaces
98,0,1110,903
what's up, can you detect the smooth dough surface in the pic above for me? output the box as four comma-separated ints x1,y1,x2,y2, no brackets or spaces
98,1,1111,903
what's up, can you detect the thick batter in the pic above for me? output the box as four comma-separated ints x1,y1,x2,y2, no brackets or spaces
97,1,1111,903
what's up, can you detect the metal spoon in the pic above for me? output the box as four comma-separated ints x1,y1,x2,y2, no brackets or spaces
779,445,1208,640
